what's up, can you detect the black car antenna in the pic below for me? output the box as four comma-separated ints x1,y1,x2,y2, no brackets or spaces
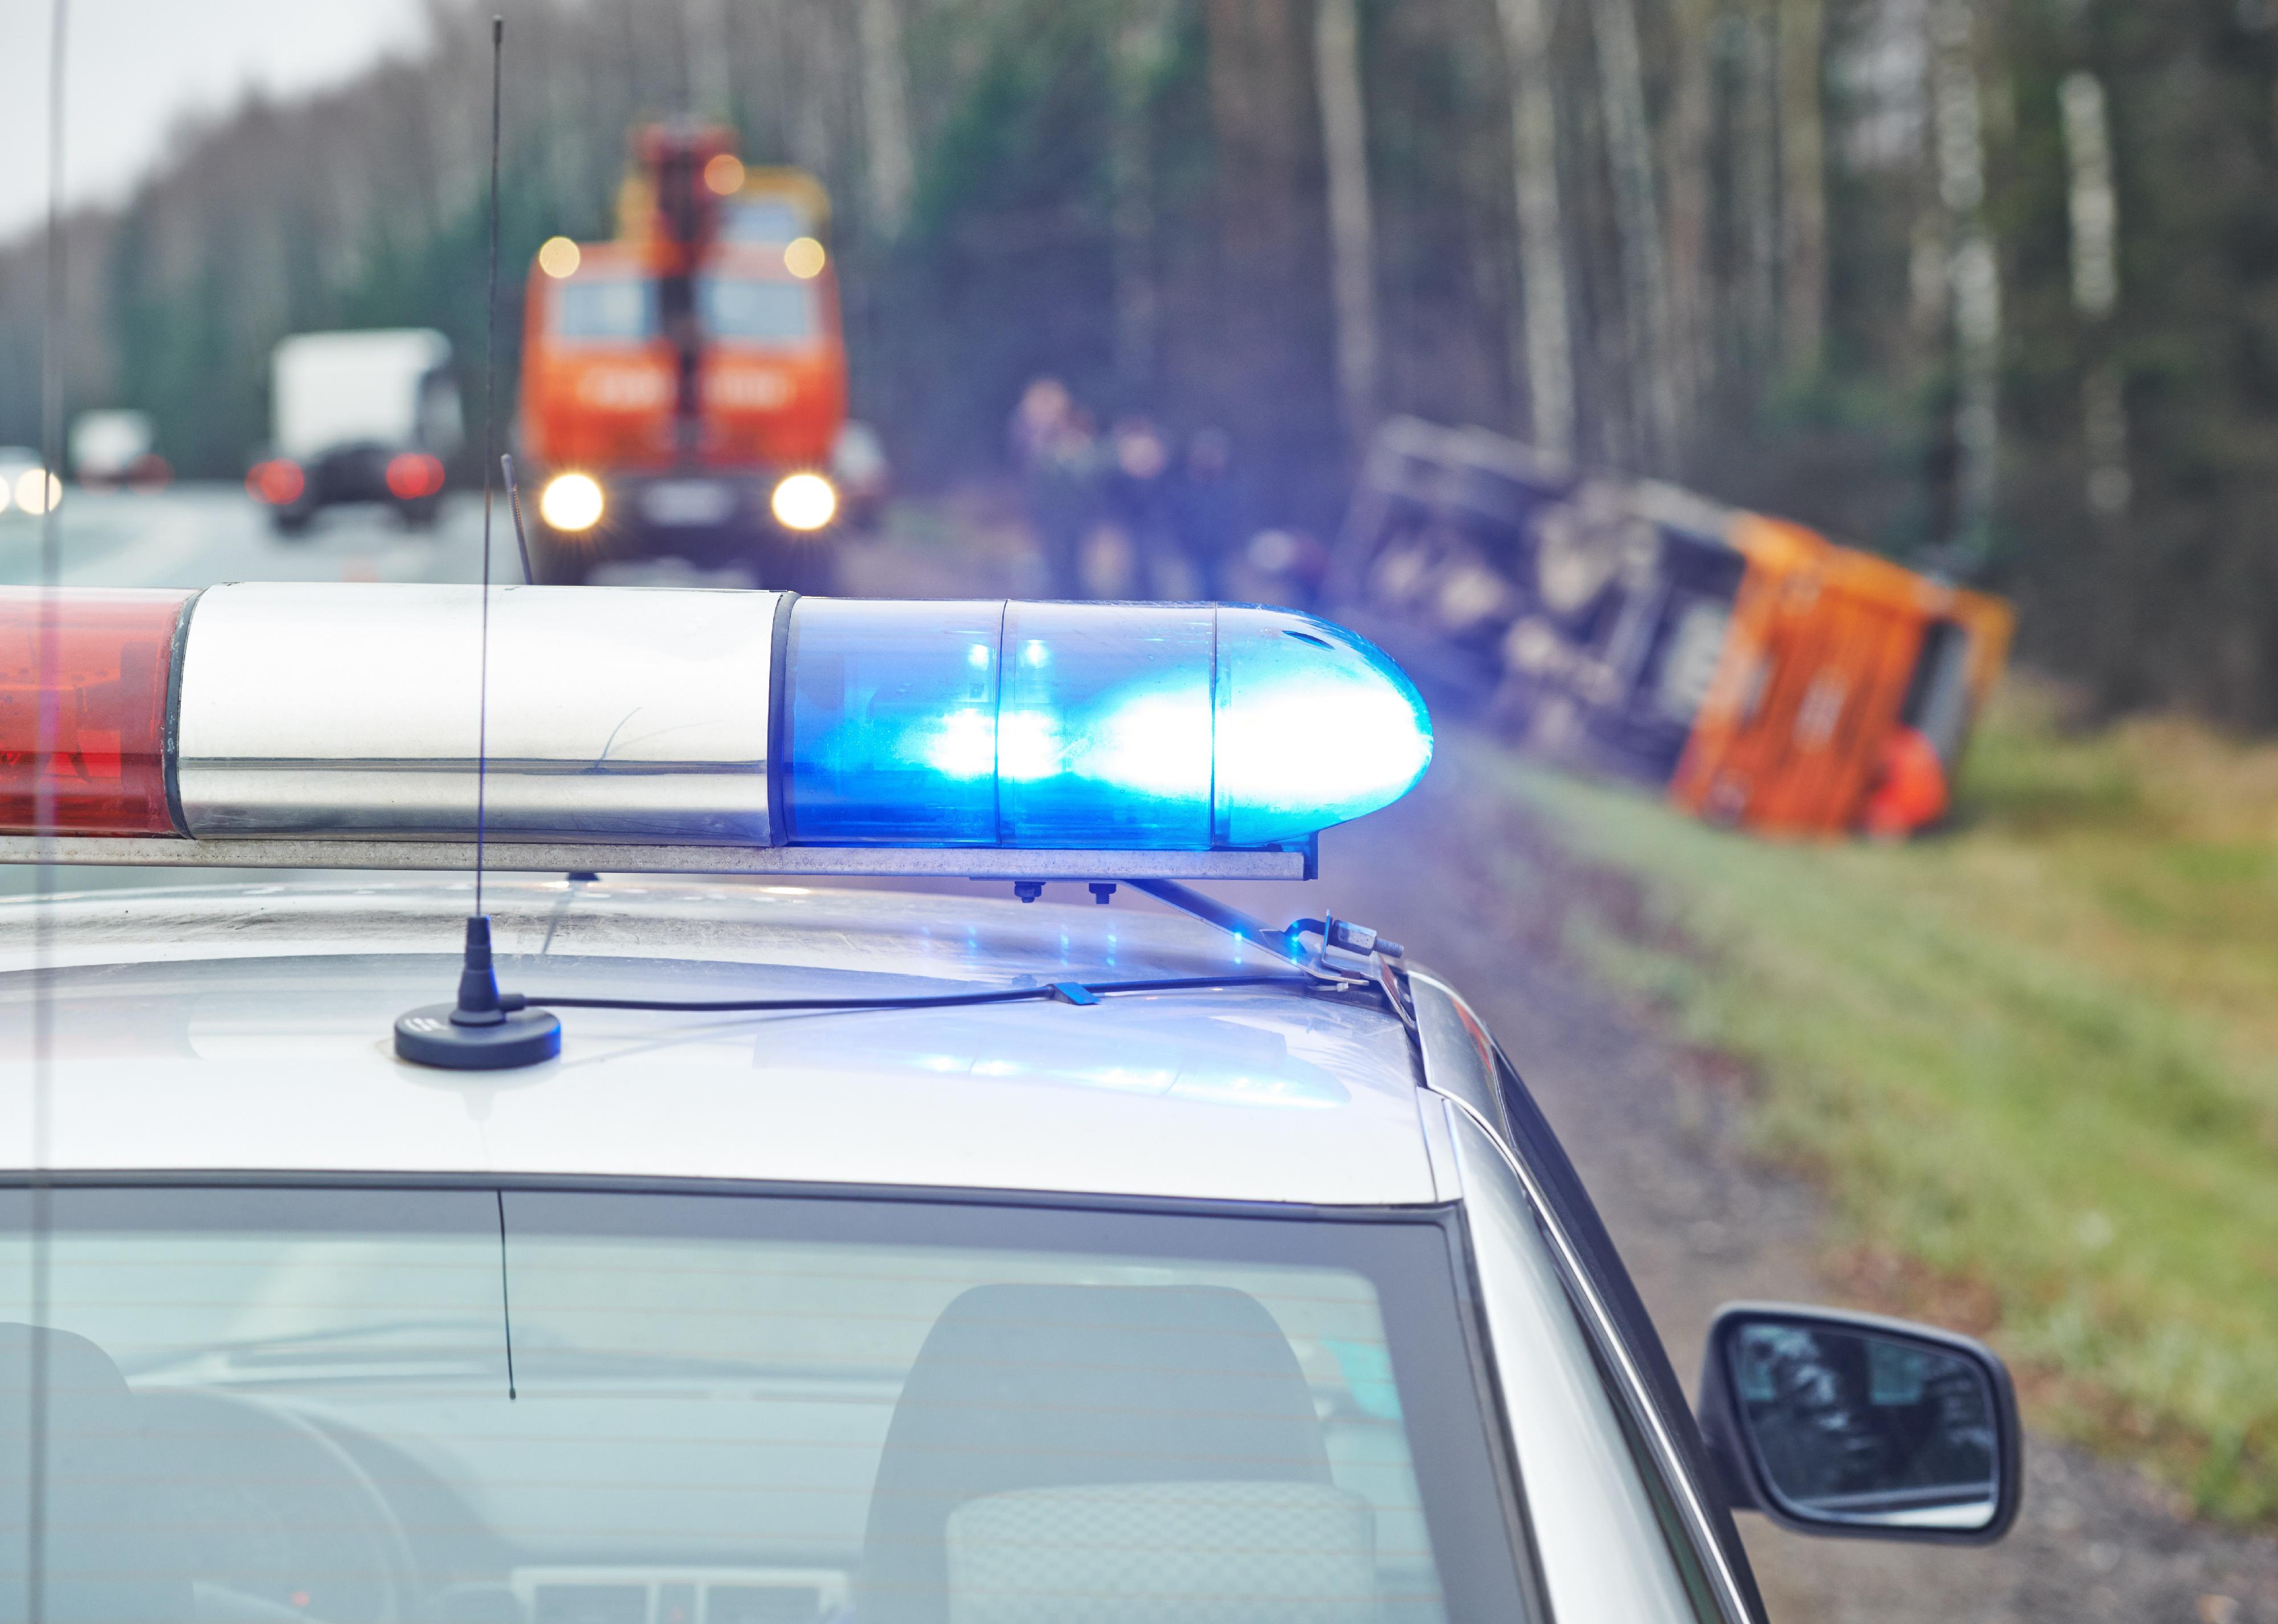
29,2,73,1613
395,14,560,1070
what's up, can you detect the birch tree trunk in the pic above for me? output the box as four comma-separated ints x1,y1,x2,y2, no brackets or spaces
1588,0,1681,468
856,0,915,237
1204,0,1321,513
1493,0,1577,462
1314,0,1379,453
1931,0,1998,559
683,0,734,121
1663,0,1717,451
2060,70,2128,516
1111,3,1176,397
1777,0,1827,374
1734,1,1781,361
786,0,840,189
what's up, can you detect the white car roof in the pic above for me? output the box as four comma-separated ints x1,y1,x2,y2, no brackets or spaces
0,879,1439,1208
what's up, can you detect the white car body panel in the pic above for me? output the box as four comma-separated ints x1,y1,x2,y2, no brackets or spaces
0,880,1436,1207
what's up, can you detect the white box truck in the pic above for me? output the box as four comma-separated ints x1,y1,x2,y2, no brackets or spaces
70,410,164,488
248,329,463,533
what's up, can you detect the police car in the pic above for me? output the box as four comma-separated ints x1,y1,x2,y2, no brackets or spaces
0,583,2017,1624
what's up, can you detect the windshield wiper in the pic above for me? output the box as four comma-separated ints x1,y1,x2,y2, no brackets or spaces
128,1323,887,1389
121,1317,508,1379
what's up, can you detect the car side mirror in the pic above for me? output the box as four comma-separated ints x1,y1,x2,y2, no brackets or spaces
1698,1303,2020,1543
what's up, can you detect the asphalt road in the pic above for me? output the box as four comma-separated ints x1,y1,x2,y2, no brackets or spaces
7,485,2276,1620
0,484,496,592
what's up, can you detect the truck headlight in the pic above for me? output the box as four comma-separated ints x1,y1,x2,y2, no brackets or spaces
540,472,605,532
770,473,836,533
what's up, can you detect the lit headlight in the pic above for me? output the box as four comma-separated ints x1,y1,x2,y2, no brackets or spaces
770,472,836,533
14,469,61,516
540,472,605,532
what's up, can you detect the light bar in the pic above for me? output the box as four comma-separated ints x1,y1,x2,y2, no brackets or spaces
0,585,1431,868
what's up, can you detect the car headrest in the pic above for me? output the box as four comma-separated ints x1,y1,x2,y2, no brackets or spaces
862,1284,1332,1624
0,1322,193,1623
946,1480,1378,1624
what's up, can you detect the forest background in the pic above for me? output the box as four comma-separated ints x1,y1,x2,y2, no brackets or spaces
0,0,2271,727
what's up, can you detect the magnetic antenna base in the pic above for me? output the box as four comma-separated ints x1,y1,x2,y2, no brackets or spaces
395,1005,562,1071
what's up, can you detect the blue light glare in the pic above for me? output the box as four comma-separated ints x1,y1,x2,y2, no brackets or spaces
781,599,1431,848
784,600,1002,842
1212,606,1435,846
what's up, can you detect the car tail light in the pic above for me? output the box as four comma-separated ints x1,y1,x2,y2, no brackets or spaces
0,589,193,835
386,452,445,500
247,460,305,505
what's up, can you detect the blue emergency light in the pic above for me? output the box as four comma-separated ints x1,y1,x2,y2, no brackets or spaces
782,599,1432,849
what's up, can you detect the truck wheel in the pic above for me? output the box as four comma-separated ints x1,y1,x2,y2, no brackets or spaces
398,496,442,530
528,531,591,586
757,538,838,596
271,508,315,539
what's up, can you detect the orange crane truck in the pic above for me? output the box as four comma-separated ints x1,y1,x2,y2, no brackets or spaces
519,124,848,588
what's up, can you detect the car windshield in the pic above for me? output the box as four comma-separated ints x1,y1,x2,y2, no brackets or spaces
554,276,815,345
0,1186,1532,1624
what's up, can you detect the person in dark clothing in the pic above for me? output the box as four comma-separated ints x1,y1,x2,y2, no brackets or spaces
1101,415,1175,597
1010,377,1097,598
1168,427,1242,601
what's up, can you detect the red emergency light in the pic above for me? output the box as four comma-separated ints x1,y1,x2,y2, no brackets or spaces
0,589,190,836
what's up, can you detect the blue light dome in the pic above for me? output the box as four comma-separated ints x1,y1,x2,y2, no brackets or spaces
782,599,1431,850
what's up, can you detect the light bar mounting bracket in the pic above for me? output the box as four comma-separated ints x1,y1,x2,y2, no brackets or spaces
0,835,1316,883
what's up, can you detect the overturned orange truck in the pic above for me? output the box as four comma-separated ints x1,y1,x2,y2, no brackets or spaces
517,125,851,587
1337,418,2013,838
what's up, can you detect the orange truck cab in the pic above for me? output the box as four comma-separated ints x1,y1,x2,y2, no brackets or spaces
1664,515,2012,837
519,127,849,587
1338,417,2014,838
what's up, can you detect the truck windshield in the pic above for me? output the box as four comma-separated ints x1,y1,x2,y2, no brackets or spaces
722,199,813,244
700,277,818,342
0,1186,1532,1624
554,276,817,345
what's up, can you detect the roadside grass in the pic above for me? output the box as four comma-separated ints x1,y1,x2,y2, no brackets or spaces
1503,683,2278,1521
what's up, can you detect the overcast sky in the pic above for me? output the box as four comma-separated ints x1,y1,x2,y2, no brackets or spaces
1,0,428,242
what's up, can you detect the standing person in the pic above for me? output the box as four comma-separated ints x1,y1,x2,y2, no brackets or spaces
1009,376,1071,467
1168,427,1242,601
1102,415,1174,596
1009,377,1092,598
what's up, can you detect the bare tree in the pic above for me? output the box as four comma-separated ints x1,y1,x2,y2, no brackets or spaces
1778,0,1827,374
771,0,848,196
1588,0,1680,467
1314,0,1379,453
685,0,734,120
856,0,916,236
1663,0,1718,451
1111,1,1178,395
1733,1,1782,360
1931,0,1998,558
2060,69,2127,517
1493,0,1576,462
